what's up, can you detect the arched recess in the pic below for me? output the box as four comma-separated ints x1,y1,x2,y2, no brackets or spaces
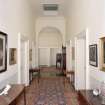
35,17,66,66
38,27,63,48
36,26,63,66
36,26,65,45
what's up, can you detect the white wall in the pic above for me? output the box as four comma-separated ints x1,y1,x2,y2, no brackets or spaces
38,48,49,66
36,17,66,45
38,48,60,67
38,27,62,47
67,0,105,89
0,0,35,89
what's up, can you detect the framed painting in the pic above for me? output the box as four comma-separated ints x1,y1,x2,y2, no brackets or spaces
72,47,75,60
99,37,105,71
9,48,17,65
0,31,7,73
89,44,98,67
29,49,32,61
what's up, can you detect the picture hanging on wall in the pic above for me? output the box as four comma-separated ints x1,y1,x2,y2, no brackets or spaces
9,48,17,65
0,31,7,73
72,47,75,60
99,37,105,72
29,49,32,61
89,44,98,67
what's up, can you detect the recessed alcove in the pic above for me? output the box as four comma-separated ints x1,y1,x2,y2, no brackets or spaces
38,27,62,66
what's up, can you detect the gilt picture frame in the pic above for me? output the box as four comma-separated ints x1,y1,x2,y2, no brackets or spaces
9,48,17,65
0,31,7,73
89,44,98,67
99,37,105,72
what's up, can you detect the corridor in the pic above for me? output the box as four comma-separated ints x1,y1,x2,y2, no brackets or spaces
1,0,105,105
18,67,79,105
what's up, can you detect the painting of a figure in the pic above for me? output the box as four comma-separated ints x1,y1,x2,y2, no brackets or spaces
0,38,3,66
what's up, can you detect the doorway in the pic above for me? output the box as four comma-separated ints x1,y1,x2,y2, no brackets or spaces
18,33,29,86
21,41,25,84
66,40,72,70
75,29,89,90
38,48,49,67
50,48,59,66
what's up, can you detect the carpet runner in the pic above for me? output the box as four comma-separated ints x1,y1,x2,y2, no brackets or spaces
35,78,66,105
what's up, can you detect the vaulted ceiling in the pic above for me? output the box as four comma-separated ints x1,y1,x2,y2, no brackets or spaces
30,0,69,17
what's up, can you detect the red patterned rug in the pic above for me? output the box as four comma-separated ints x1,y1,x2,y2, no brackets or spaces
25,67,79,105
35,78,66,105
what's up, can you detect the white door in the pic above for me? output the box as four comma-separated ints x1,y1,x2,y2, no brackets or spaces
21,41,25,84
18,33,29,86
38,48,48,66
66,40,72,70
75,38,86,90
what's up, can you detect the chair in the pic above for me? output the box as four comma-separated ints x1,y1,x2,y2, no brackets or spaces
64,70,75,88
56,53,62,69
29,67,40,84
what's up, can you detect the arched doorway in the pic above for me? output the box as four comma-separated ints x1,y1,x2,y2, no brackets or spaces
38,27,62,67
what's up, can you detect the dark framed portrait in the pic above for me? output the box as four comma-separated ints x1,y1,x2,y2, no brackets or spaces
0,31,7,73
89,44,98,67
9,48,17,65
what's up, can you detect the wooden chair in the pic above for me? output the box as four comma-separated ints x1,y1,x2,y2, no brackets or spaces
29,67,40,84
64,70,75,88
56,53,62,69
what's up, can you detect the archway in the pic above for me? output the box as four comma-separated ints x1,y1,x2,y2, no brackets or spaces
38,27,62,47
38,27,62,66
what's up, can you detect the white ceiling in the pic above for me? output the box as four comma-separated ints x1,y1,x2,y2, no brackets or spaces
30,0,69,17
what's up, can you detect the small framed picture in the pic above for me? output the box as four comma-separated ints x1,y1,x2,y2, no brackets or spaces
0,31,7,73
29,49,32,61
89,44,98,67
9,48,17,65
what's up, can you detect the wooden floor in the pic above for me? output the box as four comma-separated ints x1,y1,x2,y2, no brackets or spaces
17,67,79,105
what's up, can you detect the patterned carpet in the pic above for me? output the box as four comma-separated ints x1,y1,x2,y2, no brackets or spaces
35,78,66,105
17,67,79,105
40,67,63,77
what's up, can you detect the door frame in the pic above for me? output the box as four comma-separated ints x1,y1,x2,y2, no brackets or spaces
18,33,29,86
38,47,50,67
75,28,89,90
66,40,72,71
